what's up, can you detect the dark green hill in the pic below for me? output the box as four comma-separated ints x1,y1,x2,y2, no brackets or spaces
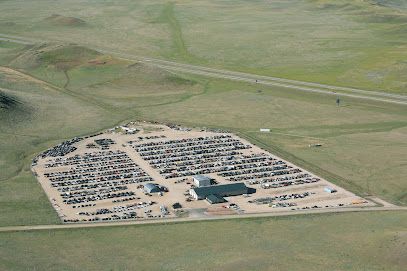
0,91,20,110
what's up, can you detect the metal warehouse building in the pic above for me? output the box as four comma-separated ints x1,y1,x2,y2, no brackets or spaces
189,182,251,202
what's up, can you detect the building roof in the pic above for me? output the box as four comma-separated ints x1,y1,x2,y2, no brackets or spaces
144,183,161,193
192,182,249,199
206,194,226,204
193,175,213,182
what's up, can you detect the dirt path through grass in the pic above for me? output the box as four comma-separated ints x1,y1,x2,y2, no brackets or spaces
0,206,405,233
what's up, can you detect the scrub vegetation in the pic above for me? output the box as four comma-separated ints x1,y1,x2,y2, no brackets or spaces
1,0,407,93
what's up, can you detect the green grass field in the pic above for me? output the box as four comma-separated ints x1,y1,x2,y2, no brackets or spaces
0,0,407,93
0,1,406,270
1,211,406,271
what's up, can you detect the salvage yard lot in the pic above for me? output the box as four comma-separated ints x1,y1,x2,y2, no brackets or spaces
32,122,371,223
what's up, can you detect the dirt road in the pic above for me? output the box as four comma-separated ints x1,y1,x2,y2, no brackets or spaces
0,206,406,233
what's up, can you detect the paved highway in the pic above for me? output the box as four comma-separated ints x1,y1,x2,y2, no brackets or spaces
1,33,406,105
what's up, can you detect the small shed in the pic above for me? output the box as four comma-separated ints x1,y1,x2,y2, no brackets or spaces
144,183,161,193
324,187,337,193
172,202,182,209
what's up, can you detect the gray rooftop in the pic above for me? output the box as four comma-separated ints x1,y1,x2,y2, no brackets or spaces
144,183,158,189
144,183,161,193
192,182,249,199
193,175,213,182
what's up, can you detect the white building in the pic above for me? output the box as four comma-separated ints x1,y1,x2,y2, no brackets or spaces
193,175,212,187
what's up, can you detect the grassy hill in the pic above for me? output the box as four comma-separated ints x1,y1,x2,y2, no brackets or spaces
42,14,86,27
1,0,407,93
0,91,25,112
